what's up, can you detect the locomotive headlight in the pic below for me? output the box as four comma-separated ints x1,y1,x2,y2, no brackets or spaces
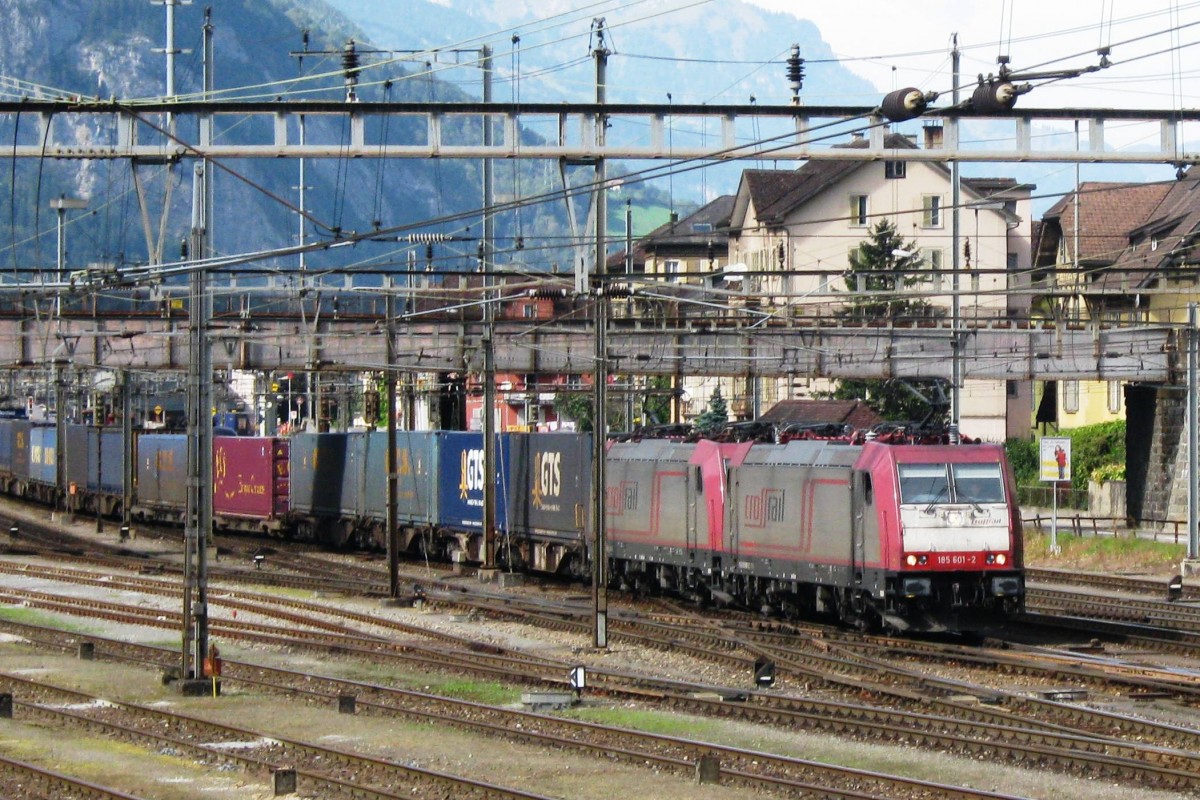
995,553,1007,566
906,554,918,567
945,510,964,526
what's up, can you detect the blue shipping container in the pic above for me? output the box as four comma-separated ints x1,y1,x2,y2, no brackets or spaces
435,432,509,532
29,426,57,487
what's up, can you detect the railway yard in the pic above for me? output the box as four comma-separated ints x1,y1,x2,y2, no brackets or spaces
2,501,1200,799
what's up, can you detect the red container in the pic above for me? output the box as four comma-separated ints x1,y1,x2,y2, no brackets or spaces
213,437,286,521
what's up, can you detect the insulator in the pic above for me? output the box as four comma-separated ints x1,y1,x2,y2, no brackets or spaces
342,40,360,76
786,44,804,92
527,288,568,299
407,233,453,243
971,80,1018,114
880,87,927,122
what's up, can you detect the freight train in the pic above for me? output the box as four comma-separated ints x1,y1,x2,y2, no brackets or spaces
0,419,1024,633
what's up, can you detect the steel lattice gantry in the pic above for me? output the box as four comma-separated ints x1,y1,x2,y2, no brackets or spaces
0,99,1197,165
0,97,1195,384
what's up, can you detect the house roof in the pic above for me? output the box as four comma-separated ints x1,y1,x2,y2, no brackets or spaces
731,134,1029,230
607,195,735,271
1040,181,1171,267
732,134,914,227
1107,168,1200,289
640,195,735,247
758,399,883,429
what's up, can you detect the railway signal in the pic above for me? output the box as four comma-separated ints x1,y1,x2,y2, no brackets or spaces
754,658,776,689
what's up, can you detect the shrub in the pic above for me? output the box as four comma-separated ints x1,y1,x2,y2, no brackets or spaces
1090,462,1126,482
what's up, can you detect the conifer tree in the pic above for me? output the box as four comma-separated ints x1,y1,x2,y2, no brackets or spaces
694,386,729,434
830,220,947,424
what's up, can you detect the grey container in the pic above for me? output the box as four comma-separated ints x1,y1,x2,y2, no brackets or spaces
362,431,438,527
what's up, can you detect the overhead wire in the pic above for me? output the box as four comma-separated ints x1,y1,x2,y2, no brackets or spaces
5,2,1197,340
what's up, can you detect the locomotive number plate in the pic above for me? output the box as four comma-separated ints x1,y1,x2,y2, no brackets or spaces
932,553,981,567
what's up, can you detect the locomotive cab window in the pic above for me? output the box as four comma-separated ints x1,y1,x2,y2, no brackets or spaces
898,462,1005,505
897,464,949,505
951,463,1005,504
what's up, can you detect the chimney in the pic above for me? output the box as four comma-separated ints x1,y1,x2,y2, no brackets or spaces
923,123,943,150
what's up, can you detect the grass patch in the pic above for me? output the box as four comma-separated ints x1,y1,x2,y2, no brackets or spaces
314,660,519,704
566,707,721,738
0,606,89,633
415,678,517,705
1024,528,1183,574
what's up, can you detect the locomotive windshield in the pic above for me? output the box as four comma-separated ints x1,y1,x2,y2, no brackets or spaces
897,462,1005,505
952,463,1006,504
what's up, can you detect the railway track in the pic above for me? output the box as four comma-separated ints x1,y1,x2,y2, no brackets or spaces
0,672,560,800
0,754,148,800
1027,567,1200,601
7,560,1200,794
0,622,1157,800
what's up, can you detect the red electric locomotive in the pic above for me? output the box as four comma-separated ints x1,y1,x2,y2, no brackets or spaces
606,437,1024,633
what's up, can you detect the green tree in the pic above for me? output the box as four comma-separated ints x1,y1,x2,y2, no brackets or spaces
839,219,936,322
636,376,674,427
552,389,627,433
554,391,595,432
694,387,729,434
830,220,947,424
827,378,948,424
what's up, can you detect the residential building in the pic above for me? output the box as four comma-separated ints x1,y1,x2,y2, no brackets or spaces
1032,168,1200,522
723,130,1036,441
1032,180,1173,430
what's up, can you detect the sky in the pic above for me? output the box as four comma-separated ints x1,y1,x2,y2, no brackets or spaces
742,0,1199,205
746,0,1200,112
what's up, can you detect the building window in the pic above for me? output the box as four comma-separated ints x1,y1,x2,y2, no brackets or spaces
1007,380,1019,398
849,194,869,227
522,304,537,318
1108,380,1122,413
922,195,942,228
663,259,682,282
921,247,943,288
1064,380,1080,413
885,161,906,179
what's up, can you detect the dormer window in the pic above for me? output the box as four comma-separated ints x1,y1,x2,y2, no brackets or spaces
1151,236,1159,251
